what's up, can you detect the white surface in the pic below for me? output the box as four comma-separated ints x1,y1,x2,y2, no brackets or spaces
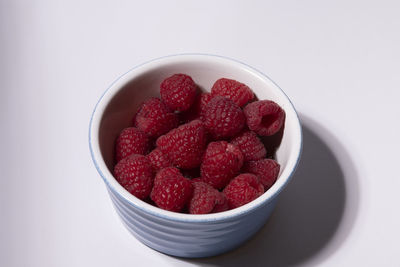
0,0,399,266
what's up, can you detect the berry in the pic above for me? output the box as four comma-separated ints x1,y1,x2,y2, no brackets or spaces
114,154,153,200
243,100,285,136
150,167,193,212
146,148,172,172
212,193,229,213
134,97,178,138
115,127,150,163
211,78,253,107
153,167,181,186
196,93,213,119
243,159,280,190
223,173,264,209
202,96,245,139
201,141,244,189
189,181,228,214
230,130,266,162
191,177,204,183
156,120,206,169
160,74,197,111
180,92,213,123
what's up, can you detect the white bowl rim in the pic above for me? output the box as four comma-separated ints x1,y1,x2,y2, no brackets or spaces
89,53,302,222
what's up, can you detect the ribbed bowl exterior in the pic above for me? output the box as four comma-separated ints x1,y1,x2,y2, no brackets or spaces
107,185,278,258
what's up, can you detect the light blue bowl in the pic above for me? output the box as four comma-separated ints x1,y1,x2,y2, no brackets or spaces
89,54,302,258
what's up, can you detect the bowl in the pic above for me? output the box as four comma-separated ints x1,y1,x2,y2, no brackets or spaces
89,54,302,258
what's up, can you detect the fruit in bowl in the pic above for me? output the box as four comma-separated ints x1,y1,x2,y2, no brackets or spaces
113,74,286,214
89,54,302,258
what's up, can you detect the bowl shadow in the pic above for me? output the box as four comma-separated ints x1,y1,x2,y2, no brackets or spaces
178,114,359,266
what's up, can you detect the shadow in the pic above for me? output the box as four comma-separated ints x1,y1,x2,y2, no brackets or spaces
178,114,359,266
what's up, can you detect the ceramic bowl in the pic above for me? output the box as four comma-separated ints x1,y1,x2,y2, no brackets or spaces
89,54,302,258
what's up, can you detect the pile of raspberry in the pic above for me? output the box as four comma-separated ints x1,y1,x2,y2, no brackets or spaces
113,74,285,214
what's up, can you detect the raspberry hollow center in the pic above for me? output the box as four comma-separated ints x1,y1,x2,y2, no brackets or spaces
261,113,279,129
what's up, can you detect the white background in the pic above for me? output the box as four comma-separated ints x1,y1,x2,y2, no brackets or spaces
1,1,399,266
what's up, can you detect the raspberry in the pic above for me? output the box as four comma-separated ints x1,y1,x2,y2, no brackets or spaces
153,167,181,186
191,177,204,183
230,130,266,162
201,141,244,189
134,97,178,138
243,159,280,190
114,154,153,200
180,92,213,123
243,100,285,136
189,181,228,214
212,193,229,213
156,120,206,169
211,78,254,107
160,74,197,111
202,96,245,139
146,148,172,172
197,93,213,119
150,167,193,212
115,127,150,163
223,173,264,209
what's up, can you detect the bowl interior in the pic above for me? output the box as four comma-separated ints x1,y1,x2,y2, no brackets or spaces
93,55,301,220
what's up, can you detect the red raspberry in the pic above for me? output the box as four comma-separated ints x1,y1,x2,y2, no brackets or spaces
212,193,229,213
153,167,181,186
146,148,172,172
211,78,254,107
202,96,245,139
243,100,285,136
191,177,204,183
115,127,150,163
160,74,197,111
201,141,244,189
230,130,266,162
223,173,264,209
134,97,178,138
189,181,229,214
150,167,193,212
180,92,213,123
114,154,153,200
156,120,206,169
196,93,213,119
243,159,280,190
